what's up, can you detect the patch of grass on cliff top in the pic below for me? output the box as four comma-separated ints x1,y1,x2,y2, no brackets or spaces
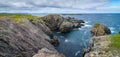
94,23,101,28
110,34,120,48
0,13,43,24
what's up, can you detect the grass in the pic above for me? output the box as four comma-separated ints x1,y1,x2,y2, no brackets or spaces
110,34,120,48
0,13,43,24
108,34,120,56
94,23,101,28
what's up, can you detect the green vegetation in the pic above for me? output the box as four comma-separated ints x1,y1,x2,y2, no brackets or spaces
94,23,101,28
110,34,120,48
0,13,43,24
108,34,120,55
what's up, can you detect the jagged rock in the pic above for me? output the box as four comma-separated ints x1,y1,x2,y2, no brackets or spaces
91,23,111,36
59,21,73,32
42,14,63,30
42,14,85,33
66,17,84,28
0,19,58,57
33,48,65,57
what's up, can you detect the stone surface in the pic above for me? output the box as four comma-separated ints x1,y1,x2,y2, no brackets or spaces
84,36,120,57
59,21,73,32
0,19,59,57
42,14,63,30
33,48,65,57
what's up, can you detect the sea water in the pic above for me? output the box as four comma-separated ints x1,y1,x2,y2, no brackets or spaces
32,13,120,57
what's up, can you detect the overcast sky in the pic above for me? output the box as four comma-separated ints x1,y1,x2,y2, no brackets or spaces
0,0,120,13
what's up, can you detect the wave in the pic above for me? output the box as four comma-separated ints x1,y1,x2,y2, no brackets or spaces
65,39,69,43
75,51,80,56
109,27,115,33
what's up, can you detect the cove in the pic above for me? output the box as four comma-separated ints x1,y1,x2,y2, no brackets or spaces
32,13,120,57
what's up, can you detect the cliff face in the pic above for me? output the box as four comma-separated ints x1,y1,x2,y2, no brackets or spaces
0,19,60,57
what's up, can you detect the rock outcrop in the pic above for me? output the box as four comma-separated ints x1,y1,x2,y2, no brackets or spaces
42,14,63,30
42,14,84,32
0,19,61,57
91,23,111,36
60,21,73,32
33,48,65,57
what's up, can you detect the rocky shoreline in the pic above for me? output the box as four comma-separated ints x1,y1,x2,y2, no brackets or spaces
84,24,120,57
0,14,84,57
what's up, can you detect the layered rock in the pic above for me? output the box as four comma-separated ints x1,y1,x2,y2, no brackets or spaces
0,19,61,57
91,23,111,36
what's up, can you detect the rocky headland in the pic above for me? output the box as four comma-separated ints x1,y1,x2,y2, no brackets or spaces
0,14,84,57
84,23,120,57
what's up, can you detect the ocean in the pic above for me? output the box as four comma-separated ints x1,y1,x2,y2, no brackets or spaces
32,13,120,57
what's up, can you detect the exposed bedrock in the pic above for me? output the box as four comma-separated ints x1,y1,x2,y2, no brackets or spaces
42,14,84,33
0,19,61,57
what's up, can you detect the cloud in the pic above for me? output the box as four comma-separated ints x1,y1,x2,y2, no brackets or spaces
0,0,118,13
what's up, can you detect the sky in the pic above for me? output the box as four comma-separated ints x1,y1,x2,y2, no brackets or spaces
0,0,120,13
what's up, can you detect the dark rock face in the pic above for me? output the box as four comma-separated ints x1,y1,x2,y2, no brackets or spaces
91,23,111,36
0,20,59,57
59,21,73,32
42,14,84,33
66,17,85,28
42,14,63,30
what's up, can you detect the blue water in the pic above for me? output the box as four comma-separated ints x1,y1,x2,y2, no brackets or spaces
32,13,120,57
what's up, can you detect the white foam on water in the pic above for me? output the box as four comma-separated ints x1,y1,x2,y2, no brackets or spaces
84,24,92,28
109,27,115,33
85,21,91,24
65,39,69,43
75,51,80,56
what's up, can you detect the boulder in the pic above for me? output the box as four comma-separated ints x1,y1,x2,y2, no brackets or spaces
33,48,65,57
91,23,111,36
42,14,63,30
59,21,73,32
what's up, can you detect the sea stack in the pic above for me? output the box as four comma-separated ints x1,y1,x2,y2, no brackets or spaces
91,23,111,36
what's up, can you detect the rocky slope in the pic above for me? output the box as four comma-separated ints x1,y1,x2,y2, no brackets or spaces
0,14,65,57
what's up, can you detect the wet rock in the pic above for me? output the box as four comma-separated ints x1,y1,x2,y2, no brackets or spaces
33,48,65,57
91,23,111,36
42,14,63,30
59,21,73,32
0,19,58,57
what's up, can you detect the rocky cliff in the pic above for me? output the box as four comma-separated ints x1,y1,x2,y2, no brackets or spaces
0,14,65,57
